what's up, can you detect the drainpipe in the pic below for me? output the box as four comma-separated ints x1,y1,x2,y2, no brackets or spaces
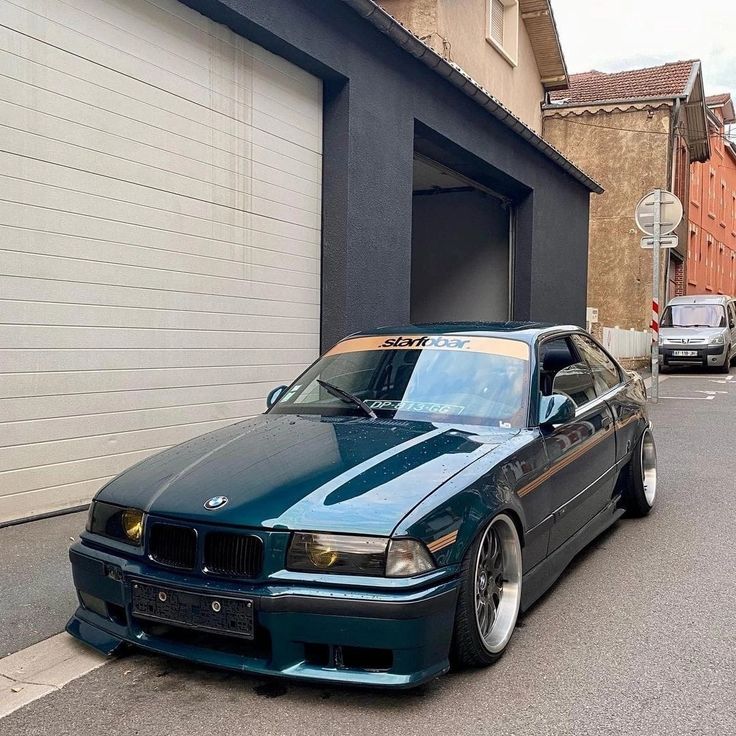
665,97,689,299
668,98,682,191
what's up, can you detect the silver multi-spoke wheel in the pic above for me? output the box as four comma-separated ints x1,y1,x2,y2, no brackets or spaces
641,428,657,507
623,426,657,517
473,515,522,654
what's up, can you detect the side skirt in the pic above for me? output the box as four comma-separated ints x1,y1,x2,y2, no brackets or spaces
520,497,625,612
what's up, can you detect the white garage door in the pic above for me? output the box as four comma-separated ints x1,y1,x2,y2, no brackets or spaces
0,0,322,522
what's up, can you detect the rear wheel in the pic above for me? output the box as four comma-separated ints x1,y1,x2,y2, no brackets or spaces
450,514,522,668
623,428,657,517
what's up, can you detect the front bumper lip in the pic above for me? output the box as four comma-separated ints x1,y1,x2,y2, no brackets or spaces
67,542,459,688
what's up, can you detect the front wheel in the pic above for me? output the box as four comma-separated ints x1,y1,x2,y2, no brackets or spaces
450,514,522,668
623,428,657,516
717,350,731,373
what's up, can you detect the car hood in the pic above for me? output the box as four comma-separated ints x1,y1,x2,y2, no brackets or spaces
660,326,725,341
97,414,517,536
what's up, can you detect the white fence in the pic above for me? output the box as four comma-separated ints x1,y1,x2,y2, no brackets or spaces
602,327,651,359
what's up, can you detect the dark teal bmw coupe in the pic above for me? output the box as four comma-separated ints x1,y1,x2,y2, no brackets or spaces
67,323,656,687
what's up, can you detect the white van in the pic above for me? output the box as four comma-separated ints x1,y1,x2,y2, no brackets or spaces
659,294,736,372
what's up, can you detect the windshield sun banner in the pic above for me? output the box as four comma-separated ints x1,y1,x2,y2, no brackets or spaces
328,335,530,361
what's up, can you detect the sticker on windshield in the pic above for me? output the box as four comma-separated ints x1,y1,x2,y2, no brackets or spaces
329,335,529,361
365,400,464,415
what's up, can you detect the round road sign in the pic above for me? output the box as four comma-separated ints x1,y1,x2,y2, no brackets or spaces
635,189,683,236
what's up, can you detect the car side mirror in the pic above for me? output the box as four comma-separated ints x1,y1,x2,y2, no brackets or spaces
266,385,288,409
539,394,576,427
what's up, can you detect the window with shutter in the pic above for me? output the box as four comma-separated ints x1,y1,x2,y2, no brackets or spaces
491,0,504,44
486,0,519,66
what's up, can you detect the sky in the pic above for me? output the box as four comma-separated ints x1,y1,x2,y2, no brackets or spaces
550,0,736,101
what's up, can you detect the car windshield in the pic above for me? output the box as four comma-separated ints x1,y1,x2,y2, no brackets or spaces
661,304,726,328
270,334,531,427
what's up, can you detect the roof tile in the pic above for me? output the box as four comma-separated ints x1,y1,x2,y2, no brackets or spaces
705,93,731,106
548,60,697,106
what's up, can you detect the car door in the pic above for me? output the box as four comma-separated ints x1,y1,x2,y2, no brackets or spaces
539,335,617,553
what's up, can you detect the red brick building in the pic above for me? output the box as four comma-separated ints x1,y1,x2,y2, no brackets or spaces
687,94,736,296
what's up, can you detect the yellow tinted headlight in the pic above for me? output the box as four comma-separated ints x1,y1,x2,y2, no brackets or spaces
287,533,388,575
121,508,144,544
306,540,339,568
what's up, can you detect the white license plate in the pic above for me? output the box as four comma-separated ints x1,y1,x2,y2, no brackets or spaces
673,350,698,357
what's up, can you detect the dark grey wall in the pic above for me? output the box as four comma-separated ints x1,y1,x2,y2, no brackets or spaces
183,0,592,348
411,191,509,323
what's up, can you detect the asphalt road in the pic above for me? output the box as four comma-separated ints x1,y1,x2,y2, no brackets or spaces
1,370,735,735
0,510,85,656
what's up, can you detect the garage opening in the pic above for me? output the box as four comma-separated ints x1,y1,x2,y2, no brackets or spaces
410,155,511,324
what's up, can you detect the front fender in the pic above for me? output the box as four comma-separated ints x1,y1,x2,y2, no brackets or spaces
393,437,532,569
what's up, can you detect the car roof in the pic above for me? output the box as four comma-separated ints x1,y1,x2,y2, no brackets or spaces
348,321,583,344
667,294,733,305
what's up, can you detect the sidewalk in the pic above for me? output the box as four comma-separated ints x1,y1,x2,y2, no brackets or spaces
0,511,86,657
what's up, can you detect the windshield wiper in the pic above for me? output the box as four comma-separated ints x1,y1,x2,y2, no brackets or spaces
316,379,377,419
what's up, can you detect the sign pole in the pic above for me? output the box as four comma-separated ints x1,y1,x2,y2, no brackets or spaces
650,189,661,403
635,187,682,404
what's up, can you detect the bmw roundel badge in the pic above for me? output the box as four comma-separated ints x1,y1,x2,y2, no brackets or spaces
204,495,229,510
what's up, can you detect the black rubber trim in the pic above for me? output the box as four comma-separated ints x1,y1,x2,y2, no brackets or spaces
0,504,89,530
258,587,458,620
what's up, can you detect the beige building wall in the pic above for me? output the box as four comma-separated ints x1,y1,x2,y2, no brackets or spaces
381,0,545,131
543,107,671,333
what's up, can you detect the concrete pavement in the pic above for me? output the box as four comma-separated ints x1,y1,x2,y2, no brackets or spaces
1,369,734,735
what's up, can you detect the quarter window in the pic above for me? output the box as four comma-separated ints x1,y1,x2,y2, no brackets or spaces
571,335,622,395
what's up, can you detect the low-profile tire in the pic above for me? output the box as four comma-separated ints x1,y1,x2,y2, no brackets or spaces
623,428,657,517
450,514,522,668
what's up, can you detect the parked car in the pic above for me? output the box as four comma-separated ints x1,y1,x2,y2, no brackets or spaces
67,323,656,688
659,294,736,372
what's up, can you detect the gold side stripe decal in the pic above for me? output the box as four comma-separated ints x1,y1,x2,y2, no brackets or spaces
426,417,641,548
427,530,458,553
517,427,615,498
